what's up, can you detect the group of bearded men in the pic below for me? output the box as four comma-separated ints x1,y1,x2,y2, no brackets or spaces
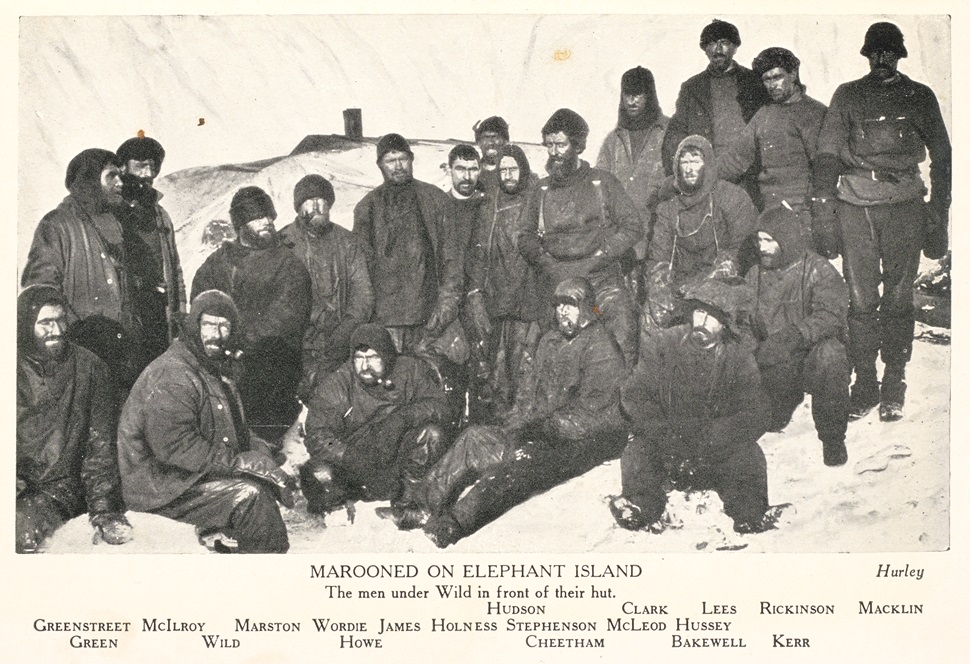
17,19,949,553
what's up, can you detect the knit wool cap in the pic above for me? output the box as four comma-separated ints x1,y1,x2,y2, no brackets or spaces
541,108,589,141
183,289,241,360
64,148,119,190
473,116,510,141
621,66,656,96
229,186,277,229
293,174,335,211
116,136,166,172
755,206,806,269
861,22,907,58
752,47,801,78
376,133,413,163
350,323,398,373
699,19,741,48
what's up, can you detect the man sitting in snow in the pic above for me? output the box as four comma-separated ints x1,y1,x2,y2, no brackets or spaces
301,324,450,515
611,278,778,535
118,290,293,554
382,278,627,548
746,208,850,466
17,285,133,553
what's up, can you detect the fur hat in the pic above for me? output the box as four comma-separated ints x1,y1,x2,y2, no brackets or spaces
621,66,656,96
64,148,119,190
541,108,589,152
700,19,741,48
293,174,335,211
473,116,510,142
376,133,413,162
229,186,277,229
752,47,800,78
116,136,166,172
861,21,907,58
350,323,398,373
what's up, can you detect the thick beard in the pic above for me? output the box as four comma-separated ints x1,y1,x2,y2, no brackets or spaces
500,179,521,195
35,337,67,362
547,155,578,182
239,225,277,249
121,173,155,205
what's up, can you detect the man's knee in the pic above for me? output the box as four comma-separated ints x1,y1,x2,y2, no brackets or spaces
805,338,850,393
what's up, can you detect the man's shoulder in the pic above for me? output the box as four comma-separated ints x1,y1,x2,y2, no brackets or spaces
414,179,451,204
681,69,710,91
712,178,752,202
37,196,80,228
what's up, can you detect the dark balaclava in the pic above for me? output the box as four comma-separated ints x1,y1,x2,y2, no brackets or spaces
496,143,532,196
755,206,806,269
861,22,907,58
350,323,399,378
17,285,70,357
64,148,123,213
618,66,662,130
182,289,241,373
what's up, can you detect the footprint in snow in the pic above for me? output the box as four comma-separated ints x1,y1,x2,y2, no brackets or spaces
853,445,913,474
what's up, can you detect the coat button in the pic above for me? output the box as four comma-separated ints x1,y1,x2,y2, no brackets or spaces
223,437,229,442
106,278,113,284
217,404,223,410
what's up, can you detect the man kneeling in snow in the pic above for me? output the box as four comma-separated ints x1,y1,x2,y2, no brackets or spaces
611,278,779,534
17,286,133,552
301,324,450,515
746,208,850,466
118,290,293,553
384,278,627,548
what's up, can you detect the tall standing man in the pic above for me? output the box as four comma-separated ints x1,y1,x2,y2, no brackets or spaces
812,22,951,422
516,108,642,367
472,116,510,193
115,135,186,369
353,133,462,355
279,174,373,395
661,19,769,207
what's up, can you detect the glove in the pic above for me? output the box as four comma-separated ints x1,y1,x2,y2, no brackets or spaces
90,512,134,546
426,296,459,337
922,201,949,260
756,328,806,367
811,199,841,259
231,451,296,508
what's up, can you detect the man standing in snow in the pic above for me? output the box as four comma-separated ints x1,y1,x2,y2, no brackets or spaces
22,148,141,393
118,290,293,553
718,47,827,253
191,186,312,433
473,116,510,193
812,22,951,422
17,285,134,553
115,135,187,371
279,174,373,396
611,278,776,535
302,324,450,515
382,278,626,548
465,144,543,420
597,65,669,255
746,208,850,466
353,133,462,356
661,19,769,208
516,108,642,367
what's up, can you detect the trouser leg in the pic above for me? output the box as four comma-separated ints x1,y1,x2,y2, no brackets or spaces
874,200,923,371
420,425,509,515
804,339,850,445
710,440,769,530
618,433,668,524
839,202,882,401
154,478,289,554
758,359,807,432
396,424,448,506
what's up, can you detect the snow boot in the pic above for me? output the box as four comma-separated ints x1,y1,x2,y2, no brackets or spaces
848,378,880,420
879,365,906,422
609,496,651,531
375,505,430,531
822,437,848,467
733,503,791,534
424,513,462,549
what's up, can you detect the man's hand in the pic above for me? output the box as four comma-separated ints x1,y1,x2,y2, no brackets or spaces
232,451,296,508
90,512,134,545
811,199,841,259
922,201,949,260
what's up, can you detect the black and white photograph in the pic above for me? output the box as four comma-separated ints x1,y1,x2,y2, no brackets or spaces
7,1,967,661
